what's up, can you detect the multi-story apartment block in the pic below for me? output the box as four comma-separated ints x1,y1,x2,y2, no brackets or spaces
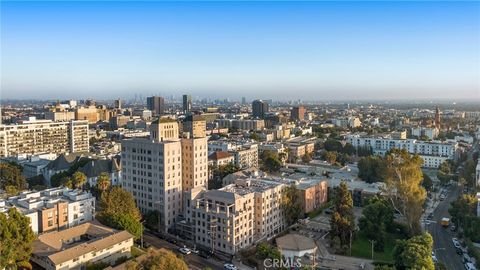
0,119,89,158
0,187,95,234
346,133,458,168
181,136,208,192
216,119,265,131
411,126,439,140
188,186,255,255
185,178,287,254
231,143,259,169
291,105,306,121
45,110,76,122
122,118,188,232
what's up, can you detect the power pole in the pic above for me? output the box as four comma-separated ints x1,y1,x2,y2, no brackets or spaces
369,240,376,260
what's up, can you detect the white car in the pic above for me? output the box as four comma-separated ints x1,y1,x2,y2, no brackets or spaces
452,238,462,249
224,263,237,270
465,262,477,270
432,251,438,263
179,247,191,255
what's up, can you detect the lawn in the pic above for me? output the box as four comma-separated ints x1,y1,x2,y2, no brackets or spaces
131,246,147,257
307,201,333,219
350,232,400,263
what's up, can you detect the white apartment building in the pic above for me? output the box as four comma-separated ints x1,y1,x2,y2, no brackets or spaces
0,187,95,234
346,134,458,168
0,118,89,158
208,140,241,153
411,126,439,140
333,117,361,128
231,143,259,169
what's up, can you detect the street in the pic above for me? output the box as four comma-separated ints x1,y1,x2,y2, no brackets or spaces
428,185,465,270
143,232,225,270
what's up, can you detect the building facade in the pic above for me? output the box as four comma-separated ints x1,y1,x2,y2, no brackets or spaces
0,119,89,158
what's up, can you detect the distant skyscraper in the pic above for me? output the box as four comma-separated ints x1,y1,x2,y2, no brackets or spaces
114,99,122,109
182,94,192,114
242,97,246,105
291,105,306,121
147,96,165,116
252,99,269,119
435,106,441,129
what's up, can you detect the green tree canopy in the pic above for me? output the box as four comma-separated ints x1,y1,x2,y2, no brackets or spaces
281,184,303,225
96,172,111,192
324,151,337,164
141,248,188,270
0,163,27,192
358,197,394,251
384,149,426,235
330,181,355,252
0,208,36,269
72,171,87,189
393,233,434,270
357,156,387,183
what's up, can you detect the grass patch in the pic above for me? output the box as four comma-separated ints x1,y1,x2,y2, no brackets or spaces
131,246,146,257
350,232,401,263
307,201,333,219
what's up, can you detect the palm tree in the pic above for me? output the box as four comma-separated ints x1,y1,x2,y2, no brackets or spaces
72,171,87,189
96,172,111,192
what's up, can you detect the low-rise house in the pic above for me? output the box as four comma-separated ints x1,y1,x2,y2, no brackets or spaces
31,222,134,270
78,155,122,187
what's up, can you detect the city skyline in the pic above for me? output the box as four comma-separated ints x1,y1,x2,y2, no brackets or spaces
1,1,479,100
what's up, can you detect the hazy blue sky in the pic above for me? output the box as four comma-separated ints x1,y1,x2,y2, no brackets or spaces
1,1,479,101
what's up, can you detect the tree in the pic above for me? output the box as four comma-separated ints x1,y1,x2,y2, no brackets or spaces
97,186,143,238
261,151,283,172
421,173,433,192
0,208,36,270
358,197,394,251
324,151,337,164
103,213,143,239
330,181,355,252
358,156,387,183
96,172,110,192
302,152,312,163
324,139,343,152
384,149,426,235
437,161,452,185
393,233,434,270
0,163,27,192
209,163,240,189
257,243,281,260
72,171,87,189
449,194,479,241
460,159,477,189
141,248,188,270
99,186,141,220
281,184,302,225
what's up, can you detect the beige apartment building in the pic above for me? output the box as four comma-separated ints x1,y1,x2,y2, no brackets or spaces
189,187,255,255
186,178,287,255
181,115,208,192
0,119,89,158
231,143,259,169
31,222,133,270
122,118,190,232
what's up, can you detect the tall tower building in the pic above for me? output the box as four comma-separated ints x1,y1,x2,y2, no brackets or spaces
114,99,122,109
435,106,441,129
122,117,182,232
291,105,306,121
147,96,165,116
181,115,208,192
182,95,192,114
252,99,269,119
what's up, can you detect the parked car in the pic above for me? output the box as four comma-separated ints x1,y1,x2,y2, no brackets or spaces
224,263,238,270
432,251,438,263
179,247,191,255
451,225,457,231
198,250,212,259
465,262,477,270
456,248,464,255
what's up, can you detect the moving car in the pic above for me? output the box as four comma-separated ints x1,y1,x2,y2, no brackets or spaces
179,247,191,255
224,263,238,270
